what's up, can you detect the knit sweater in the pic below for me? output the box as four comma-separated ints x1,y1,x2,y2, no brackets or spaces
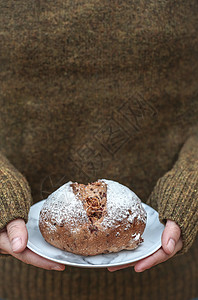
0,0,198,299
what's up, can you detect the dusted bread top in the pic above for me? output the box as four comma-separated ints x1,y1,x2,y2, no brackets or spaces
39,179,147,234
99,179,146,228
39,179,147,255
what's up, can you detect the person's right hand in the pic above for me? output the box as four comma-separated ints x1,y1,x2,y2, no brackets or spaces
0,218,65,271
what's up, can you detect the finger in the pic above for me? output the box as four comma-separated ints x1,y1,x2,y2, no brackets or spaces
134,238,183,272
6,219,28,253
108,262,135,272
0,230,11,253
134,248,168,272
0,250,8,254
12,248,65,271
0,231,9,254
161,220,181,255
0,231,65,271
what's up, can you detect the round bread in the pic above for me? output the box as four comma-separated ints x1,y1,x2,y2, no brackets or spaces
39,179,147,256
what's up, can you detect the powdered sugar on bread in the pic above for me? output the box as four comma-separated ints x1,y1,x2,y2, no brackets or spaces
99,179,146,228
40,179,146,231
40,181,89,231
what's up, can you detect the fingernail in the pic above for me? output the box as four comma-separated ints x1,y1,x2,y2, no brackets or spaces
167,238,175,253
135,265,143,272
11,237,22,252
51,265,65,271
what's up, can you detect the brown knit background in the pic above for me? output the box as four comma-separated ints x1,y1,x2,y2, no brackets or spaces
0,0,198,299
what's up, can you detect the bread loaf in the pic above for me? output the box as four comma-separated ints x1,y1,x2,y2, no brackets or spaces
39,179,147,256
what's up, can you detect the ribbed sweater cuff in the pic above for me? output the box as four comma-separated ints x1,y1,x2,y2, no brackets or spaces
148,169,198,254
0,168,32,230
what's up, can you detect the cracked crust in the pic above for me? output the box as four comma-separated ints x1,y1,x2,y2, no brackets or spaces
39,180,146,256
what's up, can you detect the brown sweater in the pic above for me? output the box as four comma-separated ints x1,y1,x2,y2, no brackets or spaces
0,0,198,299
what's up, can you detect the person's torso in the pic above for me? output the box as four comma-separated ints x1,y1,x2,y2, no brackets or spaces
0,0,197,203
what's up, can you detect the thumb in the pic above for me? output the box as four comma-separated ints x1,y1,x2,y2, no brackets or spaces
161,219,181,255
6,218,28,253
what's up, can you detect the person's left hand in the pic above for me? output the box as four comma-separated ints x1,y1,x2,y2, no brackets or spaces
108,220,183,273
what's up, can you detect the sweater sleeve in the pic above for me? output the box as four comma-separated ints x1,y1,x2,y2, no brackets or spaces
0,152,32,230
147,134,198,254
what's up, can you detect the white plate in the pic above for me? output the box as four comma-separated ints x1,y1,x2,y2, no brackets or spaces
26,200,164,268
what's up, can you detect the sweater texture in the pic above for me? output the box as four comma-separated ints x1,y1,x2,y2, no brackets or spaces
0,0,198,299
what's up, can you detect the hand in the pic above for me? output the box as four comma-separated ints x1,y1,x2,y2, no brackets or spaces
0,218,65,271
108,220,183,272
